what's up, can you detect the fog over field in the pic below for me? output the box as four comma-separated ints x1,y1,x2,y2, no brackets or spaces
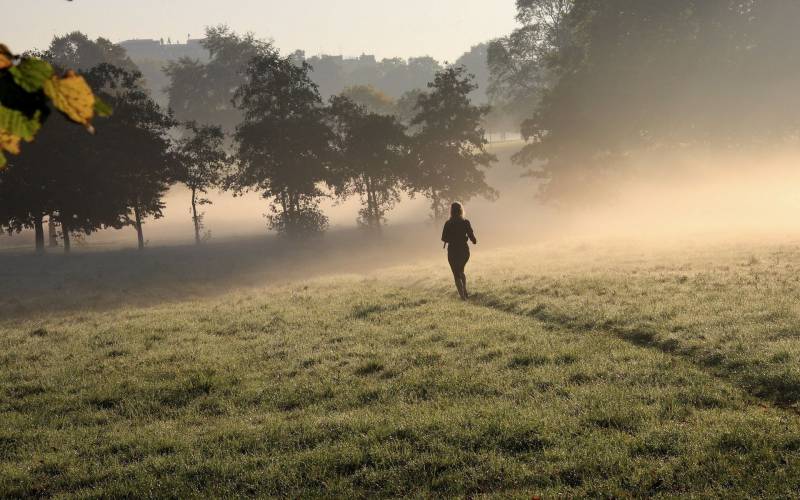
6,143,800,254
151,148,800,244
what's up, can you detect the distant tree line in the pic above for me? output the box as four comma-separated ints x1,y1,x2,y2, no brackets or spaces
170,28,496,237
0,29,497,251
123,35,492,110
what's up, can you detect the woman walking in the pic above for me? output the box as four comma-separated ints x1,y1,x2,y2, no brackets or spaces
441,202,477,300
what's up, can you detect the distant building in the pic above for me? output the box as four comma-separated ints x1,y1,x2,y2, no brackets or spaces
119,39,209,63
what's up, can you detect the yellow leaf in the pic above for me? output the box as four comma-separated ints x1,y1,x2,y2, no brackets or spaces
43,70,96,132
0,129,22,155
0,44,12,70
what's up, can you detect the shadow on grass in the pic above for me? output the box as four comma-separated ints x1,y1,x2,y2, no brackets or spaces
0,225,441,321
470,291,800,411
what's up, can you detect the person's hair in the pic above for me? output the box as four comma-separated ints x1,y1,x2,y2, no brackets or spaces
450,202,464,220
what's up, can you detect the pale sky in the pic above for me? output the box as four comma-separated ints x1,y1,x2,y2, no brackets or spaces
4,0,518,61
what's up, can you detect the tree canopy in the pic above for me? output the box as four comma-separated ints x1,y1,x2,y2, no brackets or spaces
409,66,497,220
231,50,334,236
88,64,174,250
339,85,396,116
3,25,506,250
493,0,800,201
173,121,228,244
329,95,410,231
487,0,572,130
165,26,272,132
0,42,111,168
46,31,137,73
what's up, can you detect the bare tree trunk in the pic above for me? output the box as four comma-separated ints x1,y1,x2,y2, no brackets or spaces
48,216,59,247
431,191,443,221
33,215,45,253
367,187,381,233
367,189,376,229
276,191,289,234
133,203,145,251
290,192,300,236
191,187,201,245
62,225,71,254
364,176,379,233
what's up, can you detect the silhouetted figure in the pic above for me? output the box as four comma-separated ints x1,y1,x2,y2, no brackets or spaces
441,202,477,300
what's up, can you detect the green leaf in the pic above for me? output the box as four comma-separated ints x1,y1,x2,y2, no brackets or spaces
94,96,113,117
9,58,54,93
0,150,6,169
0,105,41,141
43,72,96,130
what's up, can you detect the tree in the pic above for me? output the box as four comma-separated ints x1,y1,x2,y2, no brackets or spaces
454,43,491,105
339,85,395,115
165,26,272,132
514,0,800,201
303,53,444,100
231,51,334,237
45,116,129,253
4,62,172,254
0,36,116,252
173,122,228,244
0,146,53,251
409,67,497,220
35,33,133,250
45,31,137,73
306,54,347,98
487,0,573,128
329,95,409,232
0,108,128,253
404,57,443,95
0,43,111,169
394,89,425,127
86,64,174,250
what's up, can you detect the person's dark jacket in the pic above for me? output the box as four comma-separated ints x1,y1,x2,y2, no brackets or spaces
441,218,477,249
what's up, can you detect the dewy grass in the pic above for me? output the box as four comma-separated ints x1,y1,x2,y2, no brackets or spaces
2,240,800,496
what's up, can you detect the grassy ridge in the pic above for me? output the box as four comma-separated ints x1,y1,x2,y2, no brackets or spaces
2,241,800,497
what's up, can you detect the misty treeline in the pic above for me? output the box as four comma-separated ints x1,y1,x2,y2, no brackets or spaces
5,0,797,252
488,0,800,201
0,29,497,251
128,39,494,119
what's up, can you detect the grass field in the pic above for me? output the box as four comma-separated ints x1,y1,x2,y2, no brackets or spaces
3,236,800,497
